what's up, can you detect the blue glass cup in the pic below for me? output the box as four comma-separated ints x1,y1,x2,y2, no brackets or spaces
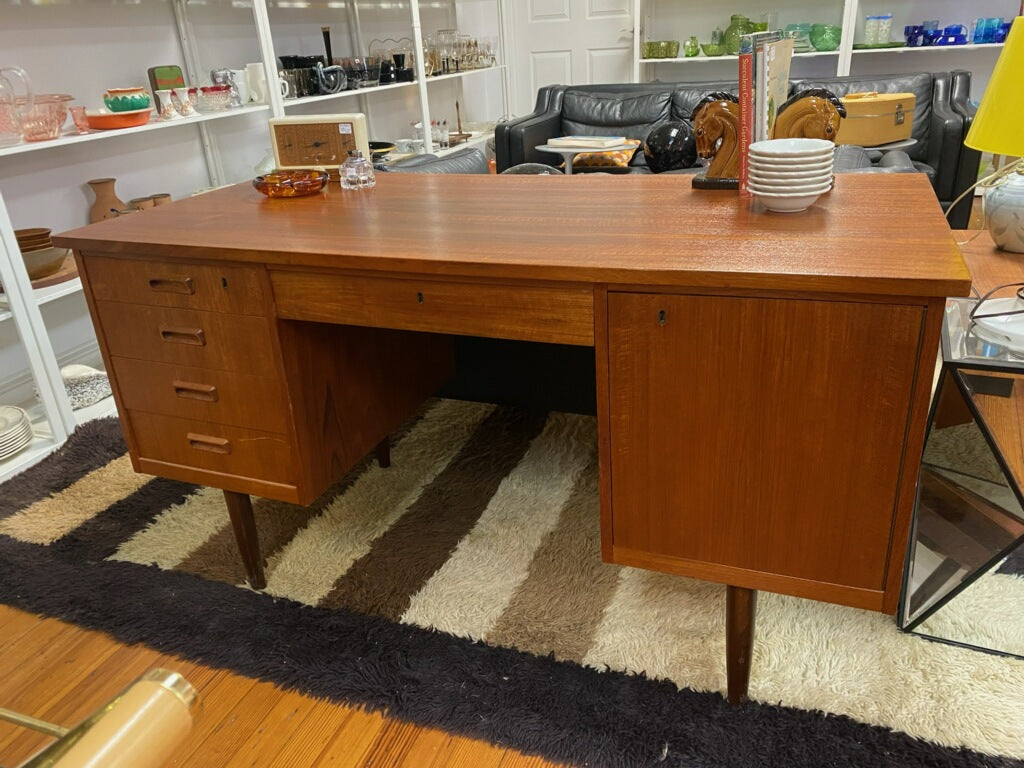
904,24,924,46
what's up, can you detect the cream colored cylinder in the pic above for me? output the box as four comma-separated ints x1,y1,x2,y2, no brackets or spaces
21,670,198,768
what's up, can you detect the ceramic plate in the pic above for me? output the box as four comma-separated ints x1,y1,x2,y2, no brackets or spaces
0,405,28,435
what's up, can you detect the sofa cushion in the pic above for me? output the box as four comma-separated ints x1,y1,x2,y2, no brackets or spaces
572,139,642,169
560,91,672,149
790,73,934,162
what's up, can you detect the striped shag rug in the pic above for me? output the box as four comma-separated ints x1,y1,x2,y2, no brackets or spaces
1,398,1022,768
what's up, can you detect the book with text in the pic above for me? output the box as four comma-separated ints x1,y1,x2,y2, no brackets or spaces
738,31,790,195
547,135,627,148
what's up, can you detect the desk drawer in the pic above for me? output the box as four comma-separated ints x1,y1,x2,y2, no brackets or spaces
110,357,290,434
271,271,595,346
128,410,295,486
96,301,277,375
83,254,268,315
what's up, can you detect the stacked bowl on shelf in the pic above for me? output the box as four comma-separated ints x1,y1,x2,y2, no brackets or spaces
0,406,33,461
747,138,834,213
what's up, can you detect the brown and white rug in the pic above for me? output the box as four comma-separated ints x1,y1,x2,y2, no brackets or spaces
0,399,1022,768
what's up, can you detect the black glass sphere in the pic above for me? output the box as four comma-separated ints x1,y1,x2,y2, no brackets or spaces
643,121,698,174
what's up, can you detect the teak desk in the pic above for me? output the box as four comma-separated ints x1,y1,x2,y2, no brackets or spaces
56,174,970,704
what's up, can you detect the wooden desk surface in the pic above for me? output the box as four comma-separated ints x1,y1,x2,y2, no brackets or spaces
953,228,1024,294
56,174,970,298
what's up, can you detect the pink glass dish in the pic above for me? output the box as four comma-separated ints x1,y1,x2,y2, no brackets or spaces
20,94,73,141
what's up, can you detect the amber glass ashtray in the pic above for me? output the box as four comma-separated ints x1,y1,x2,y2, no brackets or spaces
253,170,329,198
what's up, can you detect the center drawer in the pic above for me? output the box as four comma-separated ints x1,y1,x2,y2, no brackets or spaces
96,301,277,375
270,270,595,346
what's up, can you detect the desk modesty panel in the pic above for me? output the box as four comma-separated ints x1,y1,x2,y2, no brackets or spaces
56,174,970,615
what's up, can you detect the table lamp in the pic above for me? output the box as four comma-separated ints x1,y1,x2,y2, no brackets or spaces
964,15,1024,252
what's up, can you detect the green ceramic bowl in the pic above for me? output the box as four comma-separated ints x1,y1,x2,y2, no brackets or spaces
103,88,152,113
701,43,727,56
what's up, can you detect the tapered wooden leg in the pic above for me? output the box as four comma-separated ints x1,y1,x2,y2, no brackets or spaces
375,436,391,468
223,490,265,590
726,585,757,705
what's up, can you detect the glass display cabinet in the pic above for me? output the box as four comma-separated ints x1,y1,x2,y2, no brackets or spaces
899,290,1024,659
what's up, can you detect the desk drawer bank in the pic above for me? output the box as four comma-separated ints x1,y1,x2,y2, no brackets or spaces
55,173,970,705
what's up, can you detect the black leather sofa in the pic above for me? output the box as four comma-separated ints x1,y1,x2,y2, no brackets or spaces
495,72,980,228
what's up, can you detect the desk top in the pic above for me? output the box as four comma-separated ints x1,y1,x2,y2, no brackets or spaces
56,173,970,298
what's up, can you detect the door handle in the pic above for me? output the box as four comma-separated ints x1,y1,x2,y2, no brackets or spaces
159,326,207,346
187,433,231,454
173,380,219,402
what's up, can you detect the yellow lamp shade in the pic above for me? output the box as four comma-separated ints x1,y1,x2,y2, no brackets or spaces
965,16,1024,157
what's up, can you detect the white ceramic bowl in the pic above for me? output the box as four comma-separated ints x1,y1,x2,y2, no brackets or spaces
751,190,824,213
748,179,832,195
749,154,834,168
748,138,835,157
749,168,833,181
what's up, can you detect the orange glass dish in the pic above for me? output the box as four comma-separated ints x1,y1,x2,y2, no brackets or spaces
85,107,153,130
252,169,329,198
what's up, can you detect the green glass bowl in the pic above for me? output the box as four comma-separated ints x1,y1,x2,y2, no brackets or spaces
810,24,842,51
701,43,727,56
642,40,680,58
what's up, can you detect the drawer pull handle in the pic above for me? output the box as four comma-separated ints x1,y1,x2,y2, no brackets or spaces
159,326,206,346
187,433,231,454
173,380,219,402
148,276,195,295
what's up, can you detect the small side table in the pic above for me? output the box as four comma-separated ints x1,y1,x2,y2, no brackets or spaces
535,143,634,175
899,231,1024,659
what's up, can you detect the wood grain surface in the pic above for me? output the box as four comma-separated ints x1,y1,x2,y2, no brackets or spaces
603,291,925,607
55,175,970,298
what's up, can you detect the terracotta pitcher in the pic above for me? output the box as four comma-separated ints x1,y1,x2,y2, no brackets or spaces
87,178,125,223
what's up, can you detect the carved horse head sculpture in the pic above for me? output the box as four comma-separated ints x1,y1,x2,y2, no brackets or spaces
690,91,741,180
770,88,846,141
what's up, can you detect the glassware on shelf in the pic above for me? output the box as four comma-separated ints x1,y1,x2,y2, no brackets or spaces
683,36,700,57
20,94,72,142
723,14,755,55
0,65,33,148
340,150,375,189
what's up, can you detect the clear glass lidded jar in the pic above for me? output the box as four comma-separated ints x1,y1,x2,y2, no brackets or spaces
341,149,376,189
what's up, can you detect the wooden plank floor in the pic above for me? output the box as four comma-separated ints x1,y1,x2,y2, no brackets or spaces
0,605,563,768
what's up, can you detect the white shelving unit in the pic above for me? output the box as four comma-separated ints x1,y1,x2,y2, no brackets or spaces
0,0,509,480
634,0,1016,89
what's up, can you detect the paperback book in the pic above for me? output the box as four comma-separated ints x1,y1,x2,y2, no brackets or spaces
737,31,793,195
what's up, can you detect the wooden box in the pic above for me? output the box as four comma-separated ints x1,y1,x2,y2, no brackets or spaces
835,92,915,147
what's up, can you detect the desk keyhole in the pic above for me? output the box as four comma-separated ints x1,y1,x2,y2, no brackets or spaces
658,309,667,326
221,276,228,288
417,292,424,304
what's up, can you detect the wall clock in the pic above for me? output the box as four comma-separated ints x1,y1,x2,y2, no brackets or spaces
269,114,371,169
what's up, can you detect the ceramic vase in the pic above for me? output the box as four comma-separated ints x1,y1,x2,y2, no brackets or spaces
155,89,182,120
985,171,1024,253
87,178,125,223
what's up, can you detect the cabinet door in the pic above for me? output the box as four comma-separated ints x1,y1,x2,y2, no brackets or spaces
603,291,924,604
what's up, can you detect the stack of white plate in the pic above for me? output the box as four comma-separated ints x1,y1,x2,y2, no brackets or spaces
747,138,835,213
0,406,33,461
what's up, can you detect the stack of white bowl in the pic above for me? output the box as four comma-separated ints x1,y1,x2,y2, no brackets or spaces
747,138,835,213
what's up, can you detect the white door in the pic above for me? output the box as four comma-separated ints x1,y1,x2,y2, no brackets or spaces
507,0,634,115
